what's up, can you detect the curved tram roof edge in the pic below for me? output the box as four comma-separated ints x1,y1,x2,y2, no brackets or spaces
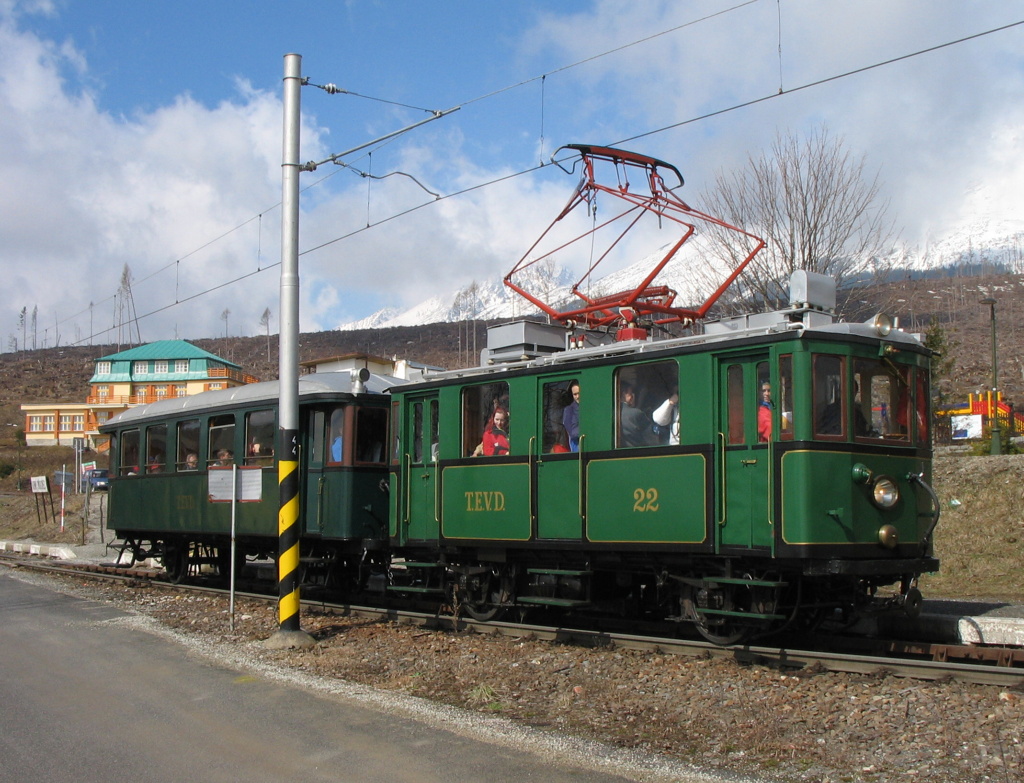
412,315,928,387
100,371,404,431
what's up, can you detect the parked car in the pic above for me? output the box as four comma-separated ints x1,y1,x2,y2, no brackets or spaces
88,469,109,491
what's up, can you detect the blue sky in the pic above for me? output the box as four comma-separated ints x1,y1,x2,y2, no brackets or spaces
2,0,1024,347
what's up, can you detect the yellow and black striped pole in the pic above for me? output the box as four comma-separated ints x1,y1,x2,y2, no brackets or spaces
276,429,302,630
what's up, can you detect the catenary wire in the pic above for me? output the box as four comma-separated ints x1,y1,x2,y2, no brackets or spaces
67,13,1024,345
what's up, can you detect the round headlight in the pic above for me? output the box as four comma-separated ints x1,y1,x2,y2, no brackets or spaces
872,476,900,508
871,313,893,337
877,524,899,549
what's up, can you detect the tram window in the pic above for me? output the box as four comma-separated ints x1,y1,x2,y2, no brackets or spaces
207,415,235,466
146,424,167,473
726,365,744,445
853,358,910,441
616,362,676,448
309,410,325,465
176,419,200,471
390,402,400,465
756,361,772,442
916,370,930,444
245,409,275,465
429,399,439,462
119,429,140,476
778,355,794,441
463,382,510,457
327,407,346,465
412,402,423,463
542,380,576,453
813,355,846,439
355,407,387,465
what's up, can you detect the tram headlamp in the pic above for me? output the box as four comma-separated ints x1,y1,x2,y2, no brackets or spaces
851,463,873,484
871,476,900,509
877,524,899,549
871,313,893,337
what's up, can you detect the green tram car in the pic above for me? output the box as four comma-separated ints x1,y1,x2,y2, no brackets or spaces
102,370,394,586
102,273,939,644
388,272,939,643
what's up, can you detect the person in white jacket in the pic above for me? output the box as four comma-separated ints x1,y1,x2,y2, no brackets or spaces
653,391,680,445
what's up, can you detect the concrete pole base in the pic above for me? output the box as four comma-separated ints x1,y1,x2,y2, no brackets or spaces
264,628,317,650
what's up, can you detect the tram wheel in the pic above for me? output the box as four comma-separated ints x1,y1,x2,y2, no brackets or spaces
458,567,511,622
162,543,188,584
681,583,752,646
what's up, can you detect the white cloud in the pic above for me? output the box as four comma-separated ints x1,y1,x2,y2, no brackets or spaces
2,1,1024,349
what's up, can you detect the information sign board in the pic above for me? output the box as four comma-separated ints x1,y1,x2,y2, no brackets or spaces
951,414,983,440
208,466,263,502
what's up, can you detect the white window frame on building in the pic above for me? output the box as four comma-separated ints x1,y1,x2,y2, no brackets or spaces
97,385,109,399
59,414,74,432
133,361,148,374
29,416,44,432
175,384,187,397
96,361,111,374
155,385,168,399
175,359,189,373
43,415,54,431
155,361,169,374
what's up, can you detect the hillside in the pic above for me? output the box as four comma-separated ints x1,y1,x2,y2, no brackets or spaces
2,269,1024,481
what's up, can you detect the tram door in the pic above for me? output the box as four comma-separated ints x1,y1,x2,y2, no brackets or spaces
717,355,773,551
535,377,583,541
400,394,440,544
302,405,353,537
302,408,329,536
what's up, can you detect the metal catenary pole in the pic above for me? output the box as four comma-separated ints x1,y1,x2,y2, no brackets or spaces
267,53,314,649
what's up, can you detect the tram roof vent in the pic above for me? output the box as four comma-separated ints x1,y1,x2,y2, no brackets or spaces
704,311,791,335
789,270,836,311
483,320,567,364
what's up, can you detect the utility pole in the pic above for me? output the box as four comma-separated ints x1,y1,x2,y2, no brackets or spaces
979,296,1001,455
265,54,456,649
266,53,313,650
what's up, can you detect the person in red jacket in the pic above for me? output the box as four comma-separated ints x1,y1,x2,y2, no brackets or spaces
482,407,511,456
757,383,773,442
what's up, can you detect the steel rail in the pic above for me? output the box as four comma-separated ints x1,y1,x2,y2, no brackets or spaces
3,553,1021,687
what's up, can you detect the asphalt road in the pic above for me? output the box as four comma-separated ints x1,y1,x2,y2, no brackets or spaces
0,571,714,783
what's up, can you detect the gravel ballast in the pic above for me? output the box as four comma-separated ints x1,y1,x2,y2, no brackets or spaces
19,571,1023,783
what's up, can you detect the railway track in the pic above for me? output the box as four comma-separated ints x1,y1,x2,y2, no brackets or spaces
3,551,1022,688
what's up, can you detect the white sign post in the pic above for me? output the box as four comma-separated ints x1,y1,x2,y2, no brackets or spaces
208,466,263,630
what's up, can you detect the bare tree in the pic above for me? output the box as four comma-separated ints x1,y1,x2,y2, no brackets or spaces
695,127,895,313
451,282,482,367
259,307,272,362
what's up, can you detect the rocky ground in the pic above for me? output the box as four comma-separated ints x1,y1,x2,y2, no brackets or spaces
4,451,1023,781
35,572,1023,783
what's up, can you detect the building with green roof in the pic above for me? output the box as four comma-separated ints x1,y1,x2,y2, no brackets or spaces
21,340,258,450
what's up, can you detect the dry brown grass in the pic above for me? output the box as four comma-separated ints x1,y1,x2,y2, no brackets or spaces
922,452,1024,601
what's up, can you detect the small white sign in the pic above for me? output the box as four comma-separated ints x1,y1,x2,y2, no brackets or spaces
30,476,49,494
81,461,97,474
951,414,983,440
208,466,263,502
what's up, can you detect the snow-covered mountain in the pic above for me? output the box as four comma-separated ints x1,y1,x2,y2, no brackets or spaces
337,226,1024,331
